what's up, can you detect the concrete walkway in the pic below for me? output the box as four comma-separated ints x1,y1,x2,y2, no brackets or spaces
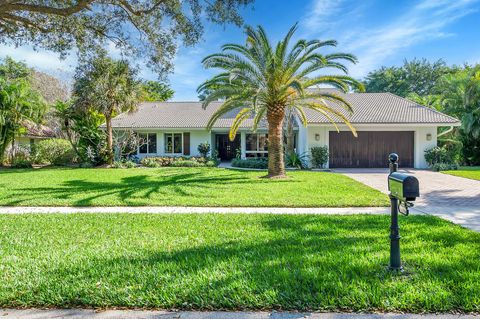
0,206,390,215
334,168,480,231
1,309,478,319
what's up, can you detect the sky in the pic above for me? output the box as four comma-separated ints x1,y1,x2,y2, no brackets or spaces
1,0,480,101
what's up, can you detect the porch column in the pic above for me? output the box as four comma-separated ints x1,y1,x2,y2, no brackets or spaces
240,131,246,159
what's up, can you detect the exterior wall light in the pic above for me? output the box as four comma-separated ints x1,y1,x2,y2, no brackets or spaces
426,133,432,141
315,133,320,141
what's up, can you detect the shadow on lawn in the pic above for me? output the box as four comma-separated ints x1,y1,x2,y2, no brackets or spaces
38,215,479,310
5,171,263,206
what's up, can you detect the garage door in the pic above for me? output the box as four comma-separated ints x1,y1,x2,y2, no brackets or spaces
329,131,414,168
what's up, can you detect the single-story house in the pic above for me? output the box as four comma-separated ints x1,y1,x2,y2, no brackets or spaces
14,121,56,149
110,90,460,168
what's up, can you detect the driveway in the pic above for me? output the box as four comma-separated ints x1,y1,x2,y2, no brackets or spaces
335,168,480,232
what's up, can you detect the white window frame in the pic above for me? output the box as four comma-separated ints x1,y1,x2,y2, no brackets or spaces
245,133,268,156
138,133,157,155
164,133,184,155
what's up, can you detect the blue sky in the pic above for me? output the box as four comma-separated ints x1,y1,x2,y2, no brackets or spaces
1,0,480,100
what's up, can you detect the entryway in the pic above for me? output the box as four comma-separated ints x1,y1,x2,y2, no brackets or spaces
215,134,240,160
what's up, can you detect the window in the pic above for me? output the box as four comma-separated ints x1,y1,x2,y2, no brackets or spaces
246,133,268,157
138,133,157,154
165,133,183,154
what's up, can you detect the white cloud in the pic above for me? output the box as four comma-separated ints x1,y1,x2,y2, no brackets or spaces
344,0,479,78
303,0,344,31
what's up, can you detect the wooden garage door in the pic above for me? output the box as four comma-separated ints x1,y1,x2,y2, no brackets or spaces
329,131,414,168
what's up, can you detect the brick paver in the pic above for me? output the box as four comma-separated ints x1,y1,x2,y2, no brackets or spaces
335,168,480,231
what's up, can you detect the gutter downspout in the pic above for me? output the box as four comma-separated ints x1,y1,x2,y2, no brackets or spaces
438,126,454,138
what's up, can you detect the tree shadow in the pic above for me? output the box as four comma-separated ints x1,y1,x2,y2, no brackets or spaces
3,171,259,206
30,215,480,311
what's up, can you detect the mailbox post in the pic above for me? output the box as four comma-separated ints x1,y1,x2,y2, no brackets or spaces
388,153,402,270
387,153,420,271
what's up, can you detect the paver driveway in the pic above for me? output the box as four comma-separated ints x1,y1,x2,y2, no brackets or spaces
335,168,480,232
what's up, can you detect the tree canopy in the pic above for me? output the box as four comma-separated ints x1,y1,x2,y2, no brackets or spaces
364,58,456,97
0,0,253,76
73,52,142,164
141,80,174,102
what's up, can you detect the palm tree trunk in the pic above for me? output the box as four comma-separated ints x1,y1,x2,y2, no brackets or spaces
105,115,114,165
266,108,286,178
286,112,295,154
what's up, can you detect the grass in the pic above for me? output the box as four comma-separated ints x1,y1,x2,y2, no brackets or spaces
0,213,478,312
443,166,480,181
0,167,389,207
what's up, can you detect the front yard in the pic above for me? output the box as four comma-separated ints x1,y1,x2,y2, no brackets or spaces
0,167,389,207
443,166,480,181
0,213,478,312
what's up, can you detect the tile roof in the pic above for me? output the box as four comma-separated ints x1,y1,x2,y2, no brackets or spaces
110,92,460,129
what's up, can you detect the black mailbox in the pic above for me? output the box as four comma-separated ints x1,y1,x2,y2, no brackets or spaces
388,172,419,202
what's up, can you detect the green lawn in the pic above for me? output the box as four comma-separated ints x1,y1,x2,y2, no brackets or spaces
443,166,480,181
0,213,478,312
0,167,389,207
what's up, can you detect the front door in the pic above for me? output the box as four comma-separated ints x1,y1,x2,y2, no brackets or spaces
216,134,240,160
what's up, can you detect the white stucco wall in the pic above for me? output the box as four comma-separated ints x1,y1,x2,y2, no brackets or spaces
304,124,439,169
127,129,212,158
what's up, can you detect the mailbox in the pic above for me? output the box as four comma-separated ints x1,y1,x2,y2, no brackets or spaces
388,172,419,202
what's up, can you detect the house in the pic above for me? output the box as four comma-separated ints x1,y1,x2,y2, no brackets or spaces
109,91,460,169
14,120,56,149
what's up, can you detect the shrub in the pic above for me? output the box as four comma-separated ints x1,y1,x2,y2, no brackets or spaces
170,160,203,167
425,145,459,169
10,145,33,168
285,152,308,169
432,163,460,172
36,139,75,165
231,157,268,169
124,160,136,168
112,161,124,168
140,156,217,168
197,142,211,158
311,146,329,168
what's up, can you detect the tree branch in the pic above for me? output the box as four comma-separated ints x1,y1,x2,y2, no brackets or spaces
2,0,94,16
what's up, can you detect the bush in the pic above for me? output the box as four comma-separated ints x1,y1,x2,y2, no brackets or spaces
112,160,137,168
311,146,329,168
140,156,218,168
10,145,33,168
197,142,211,158
425,145,459,169
231,157,268,169
285,152,308,169
36,139,75,165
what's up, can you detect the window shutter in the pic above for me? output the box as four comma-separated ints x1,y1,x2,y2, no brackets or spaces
183,132,190,155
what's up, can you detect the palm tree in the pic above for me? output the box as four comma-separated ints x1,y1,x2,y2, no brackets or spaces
198,24,364,178
0,78,45,164
73,53,142,165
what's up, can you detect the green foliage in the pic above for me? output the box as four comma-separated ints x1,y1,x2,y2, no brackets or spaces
140,156,216,168
35,139,76,165
0,78,46,163
231,157,268,169
199,24,363,177
73,52,143,164
112,160,136,169
285,152,308,169
364,58,455,97
10,145,32,168
432,163,459,172
0,1,252,76
424,145,460,168
310,146,329,168
197,142,211,158
141,81,174,102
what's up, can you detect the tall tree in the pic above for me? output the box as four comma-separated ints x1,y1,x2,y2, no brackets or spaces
198,24,363,178
141,81,174,102
73,53,142,164
364,58,454,97
0,78,46,163
0,0,252,75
